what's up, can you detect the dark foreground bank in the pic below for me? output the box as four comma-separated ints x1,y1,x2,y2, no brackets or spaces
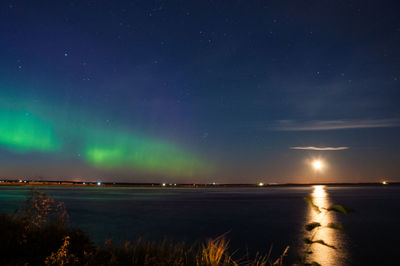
0,191,289,266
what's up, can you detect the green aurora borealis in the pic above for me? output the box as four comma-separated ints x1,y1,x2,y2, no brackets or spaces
0,92,212,179
0,109,59,152
84,130,210,176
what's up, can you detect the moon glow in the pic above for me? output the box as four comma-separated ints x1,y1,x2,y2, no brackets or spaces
312,160,324,171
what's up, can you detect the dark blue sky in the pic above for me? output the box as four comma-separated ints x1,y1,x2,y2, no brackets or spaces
0,0,399,183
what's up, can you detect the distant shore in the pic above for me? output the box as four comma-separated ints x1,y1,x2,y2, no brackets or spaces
0,180,398,188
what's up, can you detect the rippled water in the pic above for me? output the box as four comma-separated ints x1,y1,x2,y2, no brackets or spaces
0,185,399,265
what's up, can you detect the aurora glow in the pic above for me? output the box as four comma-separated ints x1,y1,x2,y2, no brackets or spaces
84,130,210,176
0,90,211,178
0,109,59,152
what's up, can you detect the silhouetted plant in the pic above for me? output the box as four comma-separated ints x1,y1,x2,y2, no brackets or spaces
17,190,69,230
302,196,353,266
45,236,80,265
199,234,232,265
0,190,93,265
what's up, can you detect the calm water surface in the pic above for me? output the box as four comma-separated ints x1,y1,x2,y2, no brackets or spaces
0,185,399,265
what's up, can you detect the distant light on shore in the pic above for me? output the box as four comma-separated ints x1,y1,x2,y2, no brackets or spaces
382,181,388,185
258,182,264,187
97,182,102,186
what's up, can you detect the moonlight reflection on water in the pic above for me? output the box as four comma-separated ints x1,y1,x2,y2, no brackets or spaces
304,186,349,265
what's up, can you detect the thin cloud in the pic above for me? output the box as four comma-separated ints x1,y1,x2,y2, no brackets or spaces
290,146,349,151
271,119,400,131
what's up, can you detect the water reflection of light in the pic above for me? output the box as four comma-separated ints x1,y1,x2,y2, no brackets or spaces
313,185,325,198
304,185,347,266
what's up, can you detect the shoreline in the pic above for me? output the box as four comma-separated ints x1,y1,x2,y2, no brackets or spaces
0,180,398,188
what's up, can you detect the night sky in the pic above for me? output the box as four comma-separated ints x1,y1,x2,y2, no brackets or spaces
1,0,399,183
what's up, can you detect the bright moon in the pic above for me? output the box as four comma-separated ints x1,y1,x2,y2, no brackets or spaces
312,160,323,170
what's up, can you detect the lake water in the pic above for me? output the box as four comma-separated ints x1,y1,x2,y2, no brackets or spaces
0,185,399,265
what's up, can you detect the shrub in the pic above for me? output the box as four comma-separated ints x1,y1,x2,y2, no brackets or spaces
0,190,93,265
